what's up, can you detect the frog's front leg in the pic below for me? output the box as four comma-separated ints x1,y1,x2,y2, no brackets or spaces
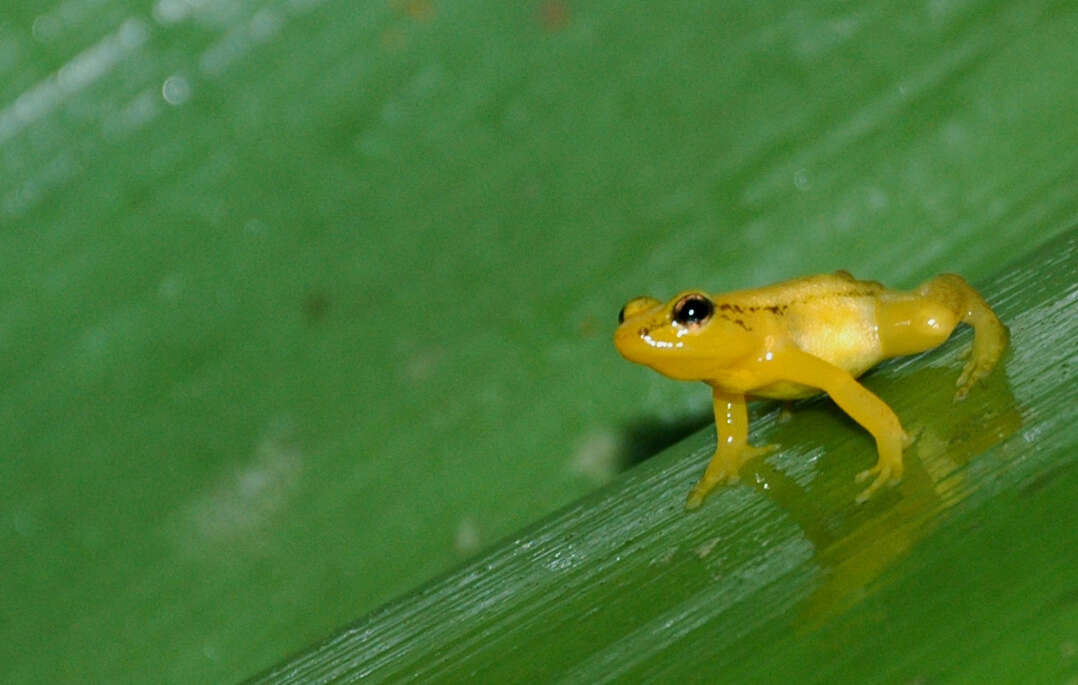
768,348,907,502
685,388,779,510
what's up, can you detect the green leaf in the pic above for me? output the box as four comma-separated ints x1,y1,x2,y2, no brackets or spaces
253,229,1076,682
2,1,1076,681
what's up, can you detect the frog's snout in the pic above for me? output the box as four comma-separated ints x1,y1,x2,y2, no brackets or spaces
613,320,648,362
615,295,671,366
618,296,662,325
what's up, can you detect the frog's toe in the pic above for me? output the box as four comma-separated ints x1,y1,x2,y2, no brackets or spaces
685,484,718,510
685,470,739,510
854,466,876,485
685,491,706,510
854,462,902,503
955,359,990,399
746,443,780,458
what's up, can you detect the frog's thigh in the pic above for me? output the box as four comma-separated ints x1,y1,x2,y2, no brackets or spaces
914,273,1008,397
875,296,958,358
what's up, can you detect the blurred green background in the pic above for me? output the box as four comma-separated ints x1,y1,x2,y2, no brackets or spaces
1,0,1075,681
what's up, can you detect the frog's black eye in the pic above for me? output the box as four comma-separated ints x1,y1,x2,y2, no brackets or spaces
618,305,627,324
673,294,714,327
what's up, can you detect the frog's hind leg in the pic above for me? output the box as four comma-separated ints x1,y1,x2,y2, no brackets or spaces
914,274,1008,398
876,274,1006,399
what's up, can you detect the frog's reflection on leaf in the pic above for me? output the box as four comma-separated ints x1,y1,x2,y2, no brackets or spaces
738,358,1022,629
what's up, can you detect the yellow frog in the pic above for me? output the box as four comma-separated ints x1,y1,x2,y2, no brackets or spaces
615,271,1007,508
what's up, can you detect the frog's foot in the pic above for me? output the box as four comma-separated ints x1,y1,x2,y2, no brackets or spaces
956,293,1008,400
954,352,1000,399
685,443,779,510
854,455,904,503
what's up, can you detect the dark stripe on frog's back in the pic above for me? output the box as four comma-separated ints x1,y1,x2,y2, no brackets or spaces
708,273,887,394
710,272,885,315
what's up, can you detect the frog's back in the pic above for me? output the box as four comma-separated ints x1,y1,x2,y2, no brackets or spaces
713,271,884,309
716,272,888,389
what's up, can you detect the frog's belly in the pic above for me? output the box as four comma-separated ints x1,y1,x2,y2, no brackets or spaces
751,381,822,400
750,349,880,399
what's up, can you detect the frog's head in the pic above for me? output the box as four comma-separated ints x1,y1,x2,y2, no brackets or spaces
614,291,753,381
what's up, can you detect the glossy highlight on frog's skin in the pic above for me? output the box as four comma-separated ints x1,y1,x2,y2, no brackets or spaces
614,271,1008,509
